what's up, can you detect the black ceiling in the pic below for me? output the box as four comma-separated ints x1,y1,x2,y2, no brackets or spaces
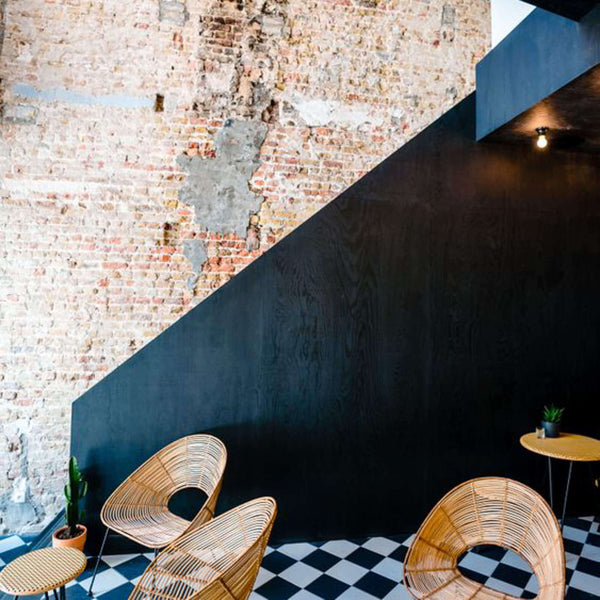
484,64,600,153
525,1,599,20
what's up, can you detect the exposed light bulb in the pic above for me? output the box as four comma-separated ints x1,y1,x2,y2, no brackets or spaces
536,127,549,150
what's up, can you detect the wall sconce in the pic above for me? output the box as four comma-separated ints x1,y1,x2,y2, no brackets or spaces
535,127,549,149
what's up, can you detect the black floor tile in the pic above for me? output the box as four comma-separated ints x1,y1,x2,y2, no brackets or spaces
255,577,301,600
306,574,350,599
354,572,396,598
302,549,340,572
260,550,296,574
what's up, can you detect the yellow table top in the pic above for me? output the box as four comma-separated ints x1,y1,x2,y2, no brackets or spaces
0,547,86,595
520,432,600,462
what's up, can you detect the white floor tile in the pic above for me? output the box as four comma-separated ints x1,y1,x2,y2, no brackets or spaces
278,542,317,560
499,550,532,572
320,540,359,558
326,559,368,585
570,570,600,595
279,562,322,587
484,577,525,596
288,590,324,600
563,525,589,543
525,574,539,594
581,543,600,562
336,587,377,600
102,553,140,568
459,552,499,576
383,584,413,600
79,569,128,595
362,537,400,557
0,536,26,553
254,567,276,587
372,557,403,581
565,551,580,567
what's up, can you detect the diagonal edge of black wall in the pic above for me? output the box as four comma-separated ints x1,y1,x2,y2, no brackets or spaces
72,94,600,551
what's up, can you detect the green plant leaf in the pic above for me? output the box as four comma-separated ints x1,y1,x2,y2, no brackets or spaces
542,404,565,423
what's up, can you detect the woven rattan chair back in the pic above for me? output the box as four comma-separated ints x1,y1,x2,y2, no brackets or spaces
129,496,277,600
101,434,227,547
403,477,564,600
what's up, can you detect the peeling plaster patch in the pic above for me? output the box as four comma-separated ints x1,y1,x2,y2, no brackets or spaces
177,119,268,237
159,0,188,26
3,104,38,124
353,0,380,6
4,500,36,531
285,94,387,128
183,238,207,290
0,431,38,532
441,4,456,41
13,84,153,108
442,4,456,26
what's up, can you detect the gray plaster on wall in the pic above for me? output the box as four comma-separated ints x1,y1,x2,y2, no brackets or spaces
3,104,38,124
13,84,153,108
183,238,207,290
177,119,268,237
159,0,188,26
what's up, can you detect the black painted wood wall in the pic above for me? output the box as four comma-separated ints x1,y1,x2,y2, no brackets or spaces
72,94,600,551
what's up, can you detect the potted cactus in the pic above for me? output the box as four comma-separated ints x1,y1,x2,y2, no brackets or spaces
52,456,88,551
541,404,565,439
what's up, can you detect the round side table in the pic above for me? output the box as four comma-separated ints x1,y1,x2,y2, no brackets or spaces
520,432,600,533
0,547,86,600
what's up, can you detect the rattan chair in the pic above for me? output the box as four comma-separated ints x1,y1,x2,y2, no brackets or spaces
403,477,565,600
129,496,277,600
88,435,227,596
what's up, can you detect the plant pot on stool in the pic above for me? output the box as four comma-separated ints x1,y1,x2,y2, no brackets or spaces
541,404,565,438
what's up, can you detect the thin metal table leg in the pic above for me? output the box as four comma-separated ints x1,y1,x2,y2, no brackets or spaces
53,588,59,600
45,593,50,600
560,460,574,535
88,528,109,596
548,456,554,510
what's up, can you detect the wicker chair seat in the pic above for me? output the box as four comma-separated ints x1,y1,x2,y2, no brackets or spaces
129,497,277,600
102,504,191,548
404,477,565,600
100,434,227,549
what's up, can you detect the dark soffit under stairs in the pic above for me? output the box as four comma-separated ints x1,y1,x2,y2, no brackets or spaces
477,5,600,147
524,0,599,21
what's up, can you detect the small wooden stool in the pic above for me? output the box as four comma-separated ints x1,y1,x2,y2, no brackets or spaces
0,547,86,600
520,431,600,533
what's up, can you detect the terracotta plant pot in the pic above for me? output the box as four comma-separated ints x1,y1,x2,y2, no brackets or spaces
52,524,87,552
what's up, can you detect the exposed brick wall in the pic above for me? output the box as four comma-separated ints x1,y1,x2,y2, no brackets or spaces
0,0,490,532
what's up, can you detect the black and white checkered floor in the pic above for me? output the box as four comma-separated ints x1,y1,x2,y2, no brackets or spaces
1,516,599,600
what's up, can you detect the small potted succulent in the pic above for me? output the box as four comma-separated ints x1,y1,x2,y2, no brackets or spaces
52,456,88,551
541,404,565,438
